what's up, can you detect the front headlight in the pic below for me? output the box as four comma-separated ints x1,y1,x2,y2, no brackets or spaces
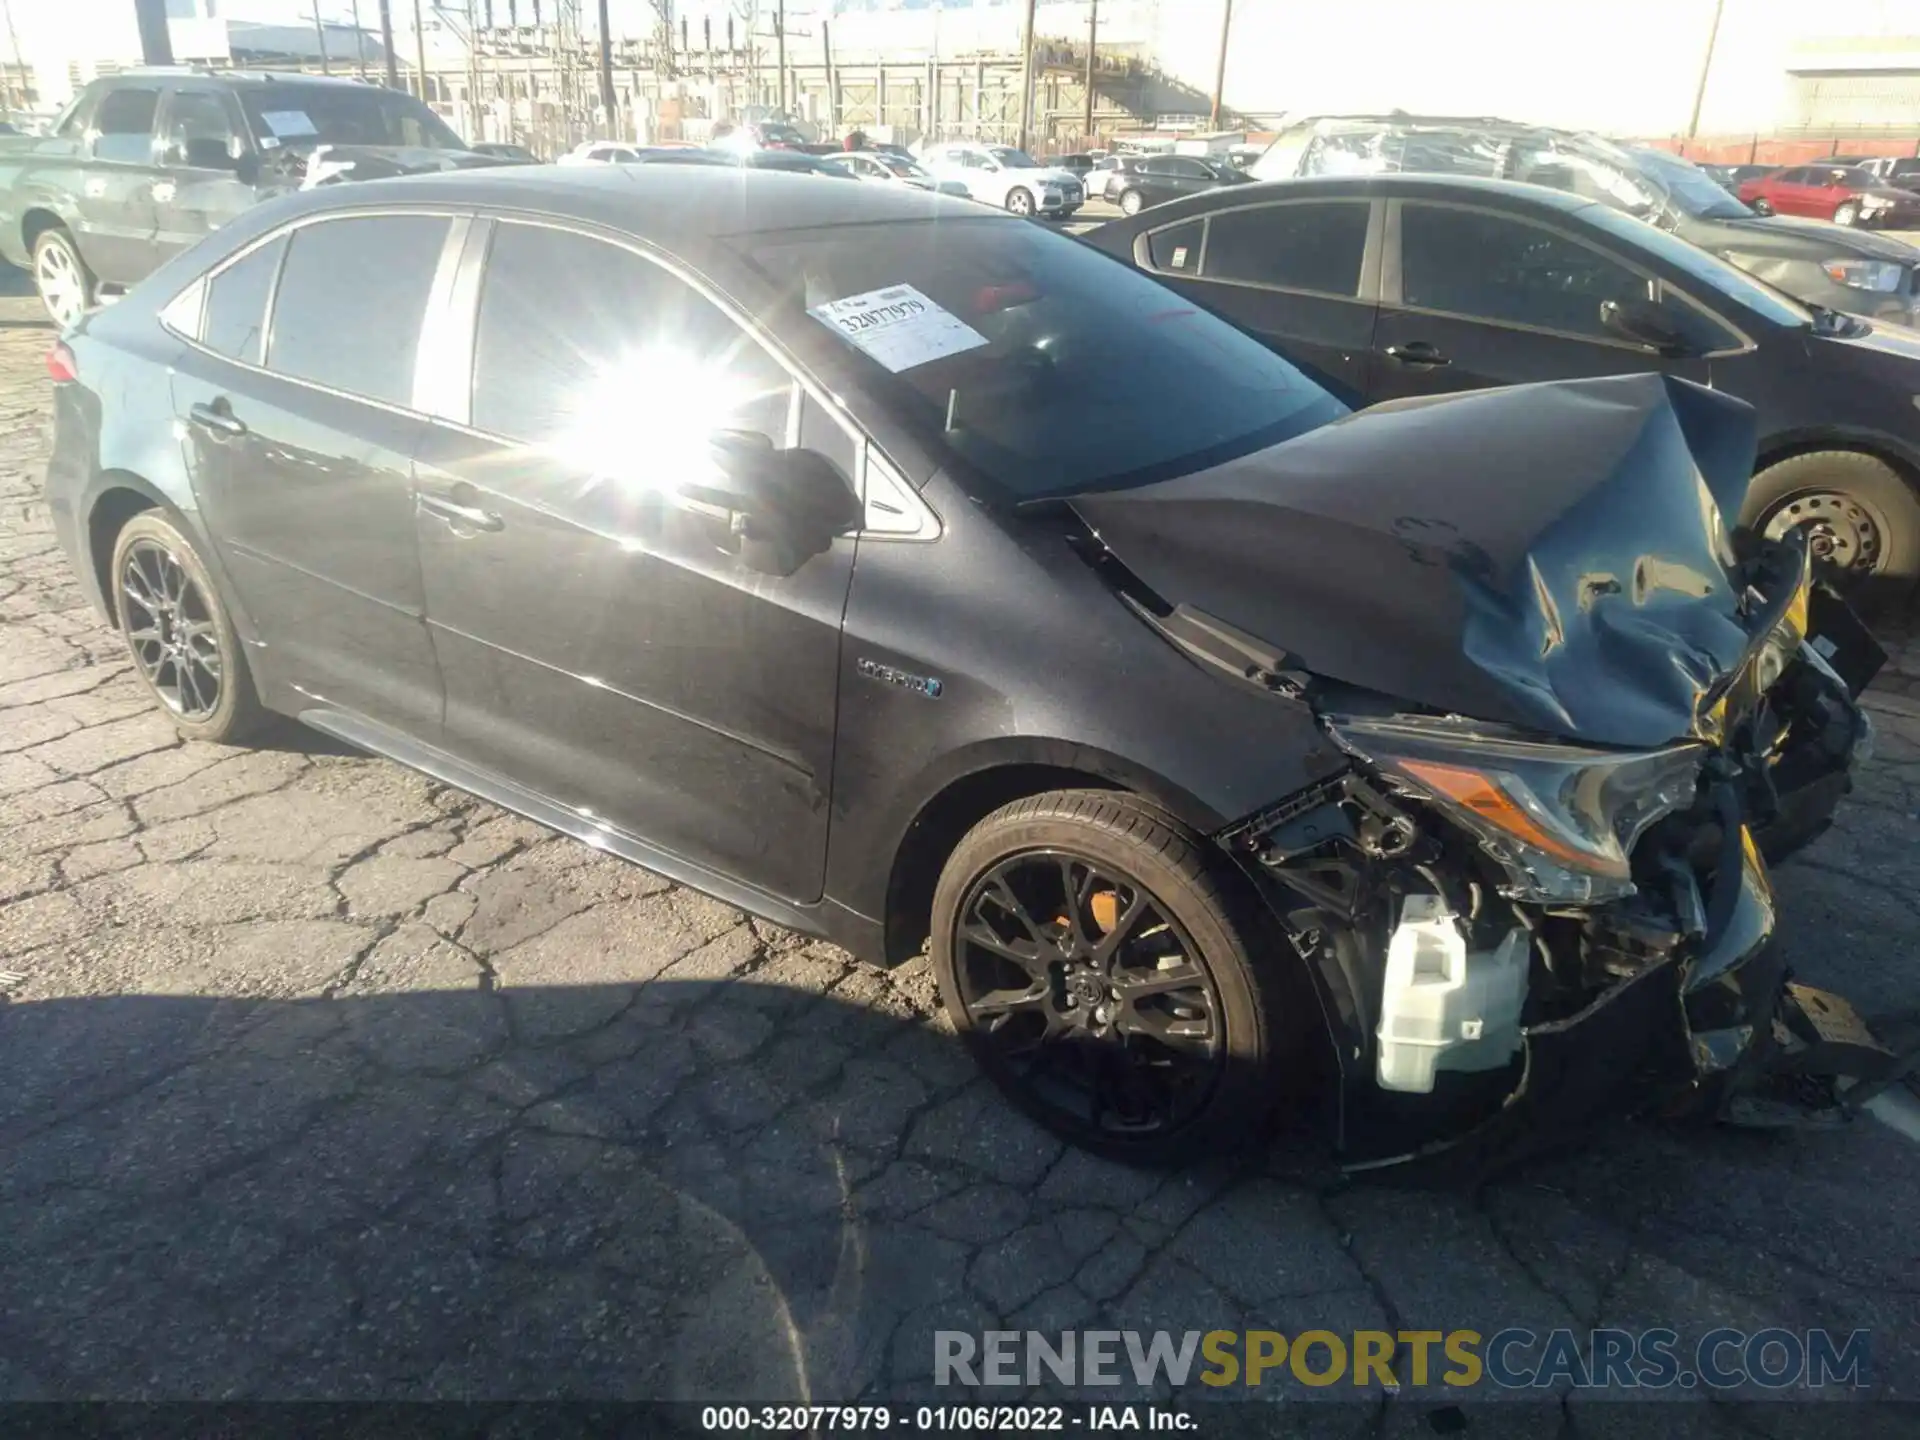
1326,716,1706,905
1823,258,1906,292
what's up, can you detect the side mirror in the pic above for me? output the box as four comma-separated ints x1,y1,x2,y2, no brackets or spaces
1599,299,1694,358
688,435,862,577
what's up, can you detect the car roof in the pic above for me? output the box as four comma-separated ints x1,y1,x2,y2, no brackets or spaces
111,68,386,92
261,162,981,244
1105,172,1598,214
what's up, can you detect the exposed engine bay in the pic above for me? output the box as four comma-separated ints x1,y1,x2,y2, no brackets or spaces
1064,372,1905,1165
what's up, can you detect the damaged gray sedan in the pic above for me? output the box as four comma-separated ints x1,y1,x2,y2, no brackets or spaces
49,180,1899,1169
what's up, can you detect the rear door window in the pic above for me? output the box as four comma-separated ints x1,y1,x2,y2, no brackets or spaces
1202,201,1370,297
1399,203,1651,341
265,214,450,406
92,86,160,164
202,234,287,366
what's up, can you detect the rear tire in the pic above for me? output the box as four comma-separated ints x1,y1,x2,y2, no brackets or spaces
1119,188,1145,216
110,511,270,745
1745,450,1920,611
931,790,1305,1166
1834,201,1860,226
31,226,94,329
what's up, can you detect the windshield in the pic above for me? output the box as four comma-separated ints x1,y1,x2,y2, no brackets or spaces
879,155,931,179
1579,203,1813,327
240,85,465,151
758,123,807,146
736,218,1345,502
1621,148,1753,219
988,147,1041,169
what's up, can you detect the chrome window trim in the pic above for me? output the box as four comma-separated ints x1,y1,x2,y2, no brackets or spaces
426,209,942,544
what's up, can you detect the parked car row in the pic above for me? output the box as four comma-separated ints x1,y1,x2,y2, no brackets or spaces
44,165,1890,1167
0,69,513,328
1244,114,1920,327
1083,171,1920,599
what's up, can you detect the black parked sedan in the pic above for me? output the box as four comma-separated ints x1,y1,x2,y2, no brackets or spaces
46,168,1883,1166
1085,173,1920,603
1107,153,1251,216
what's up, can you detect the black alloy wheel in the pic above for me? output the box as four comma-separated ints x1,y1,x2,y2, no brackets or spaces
110,510,268,743
932,791,1299,1165
121,538,224,720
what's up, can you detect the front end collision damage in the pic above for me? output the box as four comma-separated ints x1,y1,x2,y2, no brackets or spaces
1064,372,1895,1165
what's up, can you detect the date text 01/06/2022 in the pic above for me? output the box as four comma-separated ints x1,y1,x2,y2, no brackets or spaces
699,1405,1195,1431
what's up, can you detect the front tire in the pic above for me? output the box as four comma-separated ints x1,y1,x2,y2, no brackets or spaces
1834,201,1860,226
1005,187,1036,217
31,227,94,330
1119,188,1145,216
1746,450,1920,610
1749,196,1774,216
110,511,269,744
931,791,1300,1166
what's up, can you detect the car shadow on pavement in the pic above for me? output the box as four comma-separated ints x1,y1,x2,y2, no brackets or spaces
4,971,1919,1419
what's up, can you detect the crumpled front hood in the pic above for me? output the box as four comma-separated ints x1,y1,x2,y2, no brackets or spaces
1069,373,1769,750
1694,211,1920,263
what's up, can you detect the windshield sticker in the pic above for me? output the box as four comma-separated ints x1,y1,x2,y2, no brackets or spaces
258,110,319,138
808,284,988,372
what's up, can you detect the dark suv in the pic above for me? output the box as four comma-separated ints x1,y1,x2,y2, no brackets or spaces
1248,114,1920,325
44,167,1880,1166
0,68,503,326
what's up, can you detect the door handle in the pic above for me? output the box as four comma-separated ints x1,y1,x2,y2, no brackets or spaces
1384,342,1451,367
418,488,504,534
187,400,247,438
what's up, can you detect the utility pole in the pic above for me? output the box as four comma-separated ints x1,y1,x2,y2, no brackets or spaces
775,0,786,117
377,0,400,87
1081,0,1097,144
822,18,838,136
1209,0,1232,129
1015,0,1036,151
597,0,616,135
413,0,428,103
351,0,368,77
132,0,174,65
310,3,333,74
1685,0,1726,146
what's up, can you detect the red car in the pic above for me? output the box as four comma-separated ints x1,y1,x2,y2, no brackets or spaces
1736,163,1920,228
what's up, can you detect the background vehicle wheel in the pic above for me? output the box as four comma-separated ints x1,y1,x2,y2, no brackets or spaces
1746,450,1920,610
1119,188,1145,216
110,511,269,744
1005,187,1035,217
931,790,1302,1166
1834,201,1860,226
31,227,94,329
1749,197,1773,216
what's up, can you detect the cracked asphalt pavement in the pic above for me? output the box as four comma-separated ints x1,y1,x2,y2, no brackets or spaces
3,271,1920,1430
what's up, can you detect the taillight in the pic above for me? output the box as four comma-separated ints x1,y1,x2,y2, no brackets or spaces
46,341,77,384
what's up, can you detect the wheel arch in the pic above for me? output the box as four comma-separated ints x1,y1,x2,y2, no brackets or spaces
877,742,1218,966
21,203,76,254
84,474,173,624
1753,429,1920,498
